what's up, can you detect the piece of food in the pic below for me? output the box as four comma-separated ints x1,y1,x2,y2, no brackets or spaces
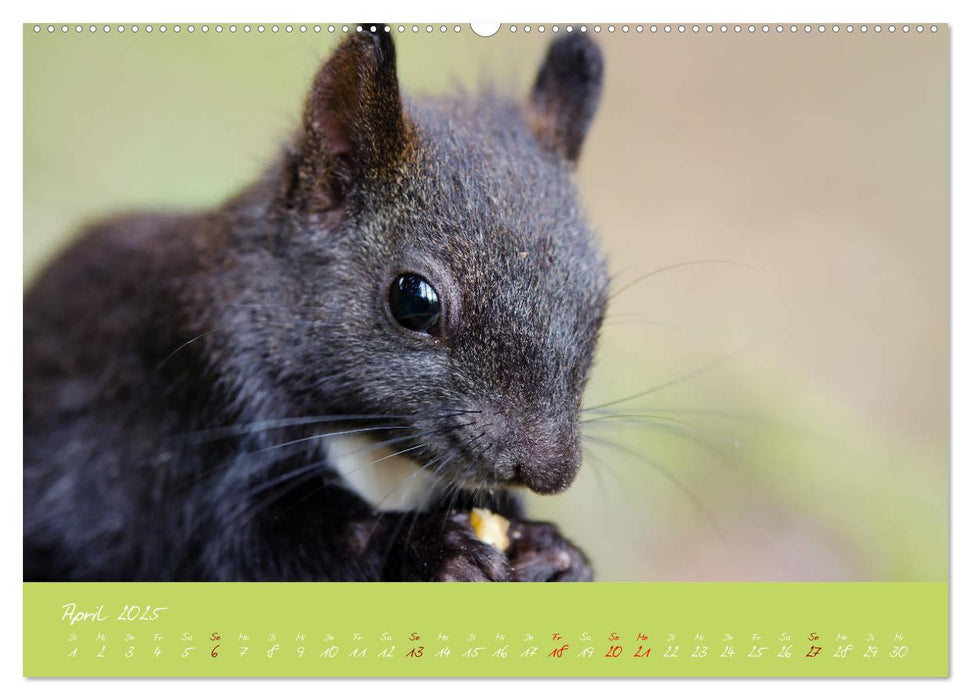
469,508,511,552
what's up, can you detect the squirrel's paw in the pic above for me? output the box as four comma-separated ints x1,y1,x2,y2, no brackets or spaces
431,513,512,582
506,520,593,582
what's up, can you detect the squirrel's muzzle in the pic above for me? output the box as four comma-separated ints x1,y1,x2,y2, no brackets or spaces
512,422,582,495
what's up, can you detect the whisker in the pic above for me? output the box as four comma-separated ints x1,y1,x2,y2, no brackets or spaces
186,408,482,443
154,318,332,371
579,446,629,544
441,476,464,526
240,433,422,506
601,313,681,329
401,454,457,555
154,326,232,370
374,453,454,575
582,345,754,413
366,447,439,511
581,412,693,427
265,444,434,527
583,412,740,469
249,425,409,456
600,406,761,421
583,433,727,544
580,437,645,509
363,410,487,575
173,421,425,497
228,431,432,528
635,421,739,466
185,414,412,443
607,259,755,302
367,443,427,466
225,458,330,529
243,415,482,529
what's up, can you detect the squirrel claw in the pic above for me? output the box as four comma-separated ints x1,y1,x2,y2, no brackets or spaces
506,521,593,582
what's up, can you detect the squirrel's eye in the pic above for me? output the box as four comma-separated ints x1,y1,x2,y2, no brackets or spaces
388,274,441,335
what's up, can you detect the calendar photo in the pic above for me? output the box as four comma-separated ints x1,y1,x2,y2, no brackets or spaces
21,20,949,677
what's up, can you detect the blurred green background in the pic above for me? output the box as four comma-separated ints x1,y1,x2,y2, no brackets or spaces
23,24,948,581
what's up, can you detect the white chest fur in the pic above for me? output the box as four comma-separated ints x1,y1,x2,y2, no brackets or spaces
325,434,441,511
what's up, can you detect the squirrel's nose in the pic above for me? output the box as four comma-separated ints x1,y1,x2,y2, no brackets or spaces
514,424,582,495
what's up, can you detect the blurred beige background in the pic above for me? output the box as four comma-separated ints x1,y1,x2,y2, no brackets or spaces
23,25,948,581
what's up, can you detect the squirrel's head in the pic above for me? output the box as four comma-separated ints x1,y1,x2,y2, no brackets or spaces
267,28,607,495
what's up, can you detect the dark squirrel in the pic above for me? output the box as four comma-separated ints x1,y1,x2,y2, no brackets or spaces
23,29,609,582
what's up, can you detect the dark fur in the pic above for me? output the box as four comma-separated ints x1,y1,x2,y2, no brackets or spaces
23,29,608,582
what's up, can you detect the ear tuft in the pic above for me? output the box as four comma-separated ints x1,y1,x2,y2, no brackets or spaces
528,34,604,163
301,26,408,209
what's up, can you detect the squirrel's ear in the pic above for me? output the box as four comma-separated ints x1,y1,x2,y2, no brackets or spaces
527,34,604,163
301,27,409,206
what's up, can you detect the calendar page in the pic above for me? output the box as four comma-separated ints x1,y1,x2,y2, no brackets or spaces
22,20,949,679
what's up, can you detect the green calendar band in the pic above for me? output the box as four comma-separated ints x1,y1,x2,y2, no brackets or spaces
24,582,947,677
